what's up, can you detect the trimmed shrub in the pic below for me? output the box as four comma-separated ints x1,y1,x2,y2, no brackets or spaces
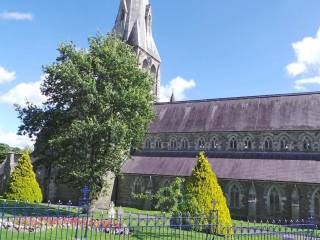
4,151,43,203
184,151,233,236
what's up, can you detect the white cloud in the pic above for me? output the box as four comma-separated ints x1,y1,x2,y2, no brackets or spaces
286,28,320,77
0,12,33,21
0,66,15,84
159,76,196,102
0,128,33,149
286,63,306,77
286,27,320,90
294,76,320,91
0,76,46,107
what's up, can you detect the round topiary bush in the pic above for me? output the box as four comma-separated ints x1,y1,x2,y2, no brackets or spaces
4,151,43,203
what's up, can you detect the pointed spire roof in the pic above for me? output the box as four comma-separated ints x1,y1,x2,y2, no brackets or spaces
170,90,176,103
114,0,161,61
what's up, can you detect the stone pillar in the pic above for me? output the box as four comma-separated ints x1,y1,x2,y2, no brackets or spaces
1,152,16,193
92,172,116,210
291,203,300,220
248,199,257,219
143,176,153,210
291,186,300,220
248,183,257,220
6,152,15,173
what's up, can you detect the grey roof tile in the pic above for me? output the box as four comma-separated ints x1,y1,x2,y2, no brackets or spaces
150,92,320,133
122,152,320,183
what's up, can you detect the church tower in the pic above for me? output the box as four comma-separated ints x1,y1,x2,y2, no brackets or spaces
114,0,161,100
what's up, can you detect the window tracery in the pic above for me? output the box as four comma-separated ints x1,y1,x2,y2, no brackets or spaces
243,137,252,150
211,137,218,150
145,139,151,149
181,138,189,150
264,137,273,151
170,138,177,150
302,136,312,151
198,138,206,149
268,187,281,215
229,137,237,150
155,138,162,149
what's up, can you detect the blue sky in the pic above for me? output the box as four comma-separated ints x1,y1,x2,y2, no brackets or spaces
0,0,320,147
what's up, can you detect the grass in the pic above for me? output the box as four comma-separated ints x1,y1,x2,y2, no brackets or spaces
0,201,316,239
0,227,213,240
115,207,165,216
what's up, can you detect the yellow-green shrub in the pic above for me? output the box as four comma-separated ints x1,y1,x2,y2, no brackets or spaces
185,151,233,236
4,151,43,203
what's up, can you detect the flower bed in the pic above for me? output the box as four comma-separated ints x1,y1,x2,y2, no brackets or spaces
0,217,129,235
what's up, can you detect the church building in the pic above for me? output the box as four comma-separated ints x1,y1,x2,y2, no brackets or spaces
112,0,320,221
1,0,320,222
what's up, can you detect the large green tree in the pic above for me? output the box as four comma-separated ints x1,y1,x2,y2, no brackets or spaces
16,34,155,199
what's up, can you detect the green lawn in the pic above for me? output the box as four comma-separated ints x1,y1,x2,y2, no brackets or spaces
0,201,316,240
0,227,292,240
0,226,215,240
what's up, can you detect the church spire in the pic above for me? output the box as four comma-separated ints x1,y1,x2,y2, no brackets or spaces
170,90,176,103
114,0,161,101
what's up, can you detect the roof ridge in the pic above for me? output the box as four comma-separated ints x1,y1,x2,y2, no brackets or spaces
156,91,320,105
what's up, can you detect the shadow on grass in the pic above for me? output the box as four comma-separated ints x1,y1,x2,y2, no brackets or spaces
0,198,78,217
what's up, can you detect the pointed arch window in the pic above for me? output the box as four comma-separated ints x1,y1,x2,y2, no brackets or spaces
182,138,189,150
269,187,281,214
264,137,273,151
303,137,312,151
132,177,143,195
170,138,177,150
198,138,206,149
211,138,218,150
155,139,162,149
145,139,151,149
230,184,241,209
244,137,252,150
229,137,237,150
150,65,157,81
280,137,289,151
142,59,149,71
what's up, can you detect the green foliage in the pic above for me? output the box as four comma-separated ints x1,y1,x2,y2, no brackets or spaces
4,152,43,203
184,152,233,235
0,144,23,163
135,178,185,213
0,143,10,161
154,178,185,213
16,34,155,200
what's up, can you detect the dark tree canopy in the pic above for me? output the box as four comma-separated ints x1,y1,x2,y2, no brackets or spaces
16,34,155,199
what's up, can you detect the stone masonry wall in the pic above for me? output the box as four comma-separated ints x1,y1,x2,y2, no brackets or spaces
116,174,320,221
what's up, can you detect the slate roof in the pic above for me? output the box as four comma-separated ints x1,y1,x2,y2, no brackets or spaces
122,152,320,183
150,92,320,133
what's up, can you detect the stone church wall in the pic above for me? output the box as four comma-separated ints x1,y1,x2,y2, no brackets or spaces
116,174,320,222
